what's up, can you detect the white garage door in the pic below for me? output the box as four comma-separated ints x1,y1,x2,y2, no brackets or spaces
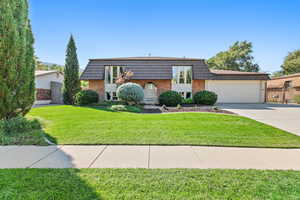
205,80,265,103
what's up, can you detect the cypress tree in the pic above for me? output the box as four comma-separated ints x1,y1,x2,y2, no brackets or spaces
0,0,35,119
63,35,81,105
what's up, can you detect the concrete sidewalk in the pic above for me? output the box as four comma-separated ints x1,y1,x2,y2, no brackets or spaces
1,145,300,170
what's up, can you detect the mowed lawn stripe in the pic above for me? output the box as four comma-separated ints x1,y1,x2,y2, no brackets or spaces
28,105,300,147
1,169,300,200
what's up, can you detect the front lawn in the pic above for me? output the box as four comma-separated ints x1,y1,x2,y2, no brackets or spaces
28,105,300,147
0,169,300,199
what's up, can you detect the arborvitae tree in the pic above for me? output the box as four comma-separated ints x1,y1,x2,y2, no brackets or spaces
63,35,81,105
0,0,35,120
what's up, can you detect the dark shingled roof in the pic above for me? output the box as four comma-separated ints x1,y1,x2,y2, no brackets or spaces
89,56,204,61
80,57,269,81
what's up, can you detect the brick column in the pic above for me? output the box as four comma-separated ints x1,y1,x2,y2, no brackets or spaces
88,80,105,100
192,80,205,94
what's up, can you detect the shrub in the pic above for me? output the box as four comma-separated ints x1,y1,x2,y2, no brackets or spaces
0,116,41,135
182,98,193,104
193,90,218,105
116,82,144,105
294,95,300,104
159,91,182,106
75,90,99,105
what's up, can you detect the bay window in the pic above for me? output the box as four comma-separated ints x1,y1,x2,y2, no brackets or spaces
172,66,192,99
105,66,125,100
105,66,124,84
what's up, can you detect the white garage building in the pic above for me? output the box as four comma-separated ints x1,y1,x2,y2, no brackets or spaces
35,70,64,104
207,70,268,103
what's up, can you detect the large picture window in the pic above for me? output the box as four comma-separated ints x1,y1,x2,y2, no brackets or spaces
172,66,192,84
105,66,124,84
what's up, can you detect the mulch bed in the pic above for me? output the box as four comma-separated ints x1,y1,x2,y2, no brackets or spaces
141,106,235,115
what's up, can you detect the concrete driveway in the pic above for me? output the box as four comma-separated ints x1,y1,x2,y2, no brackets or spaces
220,103,300,136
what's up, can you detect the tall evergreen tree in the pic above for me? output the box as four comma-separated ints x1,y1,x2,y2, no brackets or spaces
63,35,81,105
0,0,35,119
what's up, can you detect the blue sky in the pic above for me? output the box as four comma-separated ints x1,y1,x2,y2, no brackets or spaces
30,0,300,72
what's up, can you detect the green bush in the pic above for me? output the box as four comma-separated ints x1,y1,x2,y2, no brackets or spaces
294,95,300,104
0,116,41,136
116,82,144,105
75,90,99,105
159,91,182,106
182,98,193,104
193,90,218,105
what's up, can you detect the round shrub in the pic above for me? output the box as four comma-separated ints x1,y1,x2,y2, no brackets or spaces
75,90,99,105
158,91,182,106
116,82,144,105
193,90,218,105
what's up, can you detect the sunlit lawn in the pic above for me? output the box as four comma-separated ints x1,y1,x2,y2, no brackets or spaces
27,105,300,147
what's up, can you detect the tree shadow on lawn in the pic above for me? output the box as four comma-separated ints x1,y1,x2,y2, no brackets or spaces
0,168,102,199
0,147,102,199
43,131,58,144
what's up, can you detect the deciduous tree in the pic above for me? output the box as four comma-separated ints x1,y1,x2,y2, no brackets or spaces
207,41,260,72
281,50,300,75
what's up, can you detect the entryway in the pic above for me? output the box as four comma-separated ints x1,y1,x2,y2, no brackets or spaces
144,83,157,104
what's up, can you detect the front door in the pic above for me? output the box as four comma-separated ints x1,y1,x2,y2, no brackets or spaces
144,83,157,104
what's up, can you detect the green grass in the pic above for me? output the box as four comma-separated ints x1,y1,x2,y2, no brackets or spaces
0,117,48,145
0,129,47,145
0,169,300,199
27,105,300,147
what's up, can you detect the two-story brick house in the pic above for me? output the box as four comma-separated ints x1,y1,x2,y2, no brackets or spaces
80,57,269,104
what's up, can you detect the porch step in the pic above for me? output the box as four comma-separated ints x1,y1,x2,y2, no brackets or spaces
143,97,157,105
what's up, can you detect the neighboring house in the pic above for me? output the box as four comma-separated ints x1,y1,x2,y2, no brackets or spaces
35,70,64,104
267,73,300,103
80,57,269,104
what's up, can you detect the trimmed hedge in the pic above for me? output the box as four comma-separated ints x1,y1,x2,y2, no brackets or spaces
116,82,144,105
193,90,218,105
75,90,99,105
159,91,182,106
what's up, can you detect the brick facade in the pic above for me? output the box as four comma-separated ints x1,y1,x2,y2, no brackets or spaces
87,79,206,100
36,88,51,100
88,80,105,100
192,80,205,94
267,74,300,103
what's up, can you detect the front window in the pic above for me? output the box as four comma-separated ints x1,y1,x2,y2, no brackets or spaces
172,66,192,84
105,66,125,84
105,92,118,101
284,81,292,89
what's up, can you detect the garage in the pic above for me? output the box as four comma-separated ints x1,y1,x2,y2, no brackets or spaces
205,80,266,103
